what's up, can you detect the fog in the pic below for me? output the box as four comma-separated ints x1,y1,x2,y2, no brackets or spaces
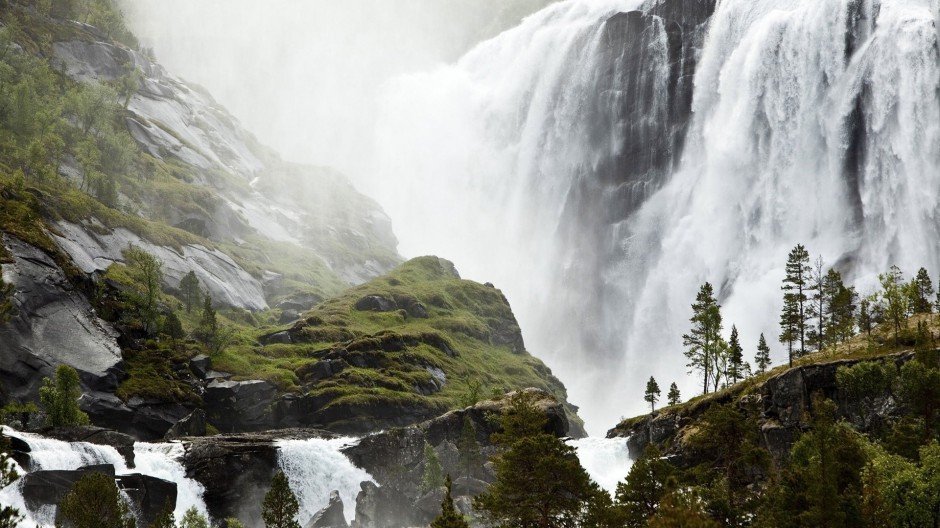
122,0,556,177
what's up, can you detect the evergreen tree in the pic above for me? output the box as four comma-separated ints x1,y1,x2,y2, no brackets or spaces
430,475,470,528
912,267,935,314
615,444,676,527
780,244,811,364
123,245,163,335
198,292,218,349
59,472,136,528
457,415,481,494
858,296,874,337
179,507,209,528
880,266,912,346
683,282,723,394
727,325,744,384
711,338,730,392
644,377,661,413
262,471,300,528
825,269,857,345
755,333,771,375
147,499,175,528
162,311,184,348
39,364,90,427
0,434,23,528
667,383,680,406
421,441,445,493
179,270,201,313
225,519,246,528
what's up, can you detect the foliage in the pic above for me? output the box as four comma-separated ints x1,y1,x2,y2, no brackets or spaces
179,270,201,313
122,245,164,334
780,244,811,364
754,333,771,374
896,359,940,440
614,445,676,527
667,382,680,406
457,415,481,489
262,471,301,528
683,282,723,395
58,472,136,528
644,376,660,412
880,265,912,346
224,519,246,528
836,360,896,425
147,499,175,528
421,441,445,493
727,325,744,384
0,277,13,323
179,507,209,528
911,267,934,314
38,364,90,427
431,475,470,528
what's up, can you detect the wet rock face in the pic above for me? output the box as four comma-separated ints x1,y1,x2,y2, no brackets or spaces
0,235,124,404
307,490,349,528
116,473,178,527
21,465,117,514
204,379,278,433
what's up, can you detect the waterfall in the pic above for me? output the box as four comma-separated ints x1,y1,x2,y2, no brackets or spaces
569,437,633,494
276,438,375,525
0,428,208,527
369,0,940,432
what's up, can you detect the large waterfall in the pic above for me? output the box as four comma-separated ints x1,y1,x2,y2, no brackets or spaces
367,0,940,432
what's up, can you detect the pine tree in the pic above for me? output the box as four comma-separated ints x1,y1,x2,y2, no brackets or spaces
880,265,912,346
457,416,481,494
59,472,136,528
644,377,661,412
162,311,184,349
780,244,811,365
179,270,201,313
667,383,680,406
179,507,209,528
421,441,445,493
727,325,744,384
858,297,874,337
825,270,857,345
148,500,175,528
39,364,90,427
430,475,470,528
262,471,300,528
683,282,722,394
755,333,771,375
912,267,934,314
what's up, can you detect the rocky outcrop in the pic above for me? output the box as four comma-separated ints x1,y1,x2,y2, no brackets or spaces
343,389,568,527
116,473,178,527
43,426,137,468
20,464,117,513
165,409,207,439
608,352,916,466
204,379,278,432
307,490,349,528
0,235,124,406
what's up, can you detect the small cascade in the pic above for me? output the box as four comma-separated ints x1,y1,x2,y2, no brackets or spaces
276,438,375,526
0,427,207,527
569,437,633,495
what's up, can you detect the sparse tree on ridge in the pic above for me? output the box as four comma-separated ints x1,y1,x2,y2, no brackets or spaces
727,325,744,385
880,265,912,346
667,383,681,406
755,333,771,375
645,377,661,412
808,255,825,351
780,244,812,365
912,267,934,314
825,269,857,345
683,282,723,394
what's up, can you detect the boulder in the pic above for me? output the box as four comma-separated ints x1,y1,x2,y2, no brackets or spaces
189,355,212,379
353,295,397,312
351,481,416,528
44,426,137,468
165,409,207,439
204,379,277,432
306,490,348,528
279,309,301,324
21,465,116,512
116,473,177,527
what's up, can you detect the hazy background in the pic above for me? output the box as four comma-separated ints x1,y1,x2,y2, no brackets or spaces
122,0,557,177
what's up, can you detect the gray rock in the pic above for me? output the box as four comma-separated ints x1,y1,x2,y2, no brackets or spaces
279,309,301,324
116,473,177,527
354,295,397,312
165,409,207,439
190,355,212,379
204,379,277,432
306,490,348,528
21,465,116,512
0,235,124,405
261,330,293,345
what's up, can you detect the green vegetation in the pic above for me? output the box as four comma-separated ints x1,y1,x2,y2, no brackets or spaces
147,500,175,528
39,364,89,427
644,377,660,413
683,282,723,394
59,472,136,528
262,471,301,528
179,507,209,528
421,441,445,493
431,475,470,528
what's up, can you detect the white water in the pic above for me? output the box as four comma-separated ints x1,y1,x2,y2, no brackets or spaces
0,428,207,527
276,438,375,526
368,0,940,432
570,437,633,495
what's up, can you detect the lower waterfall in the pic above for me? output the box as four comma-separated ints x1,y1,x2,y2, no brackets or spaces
0,427,208,527
570,437,634,494
276,438,375,525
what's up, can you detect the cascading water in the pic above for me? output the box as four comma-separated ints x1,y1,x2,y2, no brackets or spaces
0,428,208,527
276,438,375,526
369,0,940,432
569,437,633,494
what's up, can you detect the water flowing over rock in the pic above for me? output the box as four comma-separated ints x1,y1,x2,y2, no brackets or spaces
370,0,940,429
